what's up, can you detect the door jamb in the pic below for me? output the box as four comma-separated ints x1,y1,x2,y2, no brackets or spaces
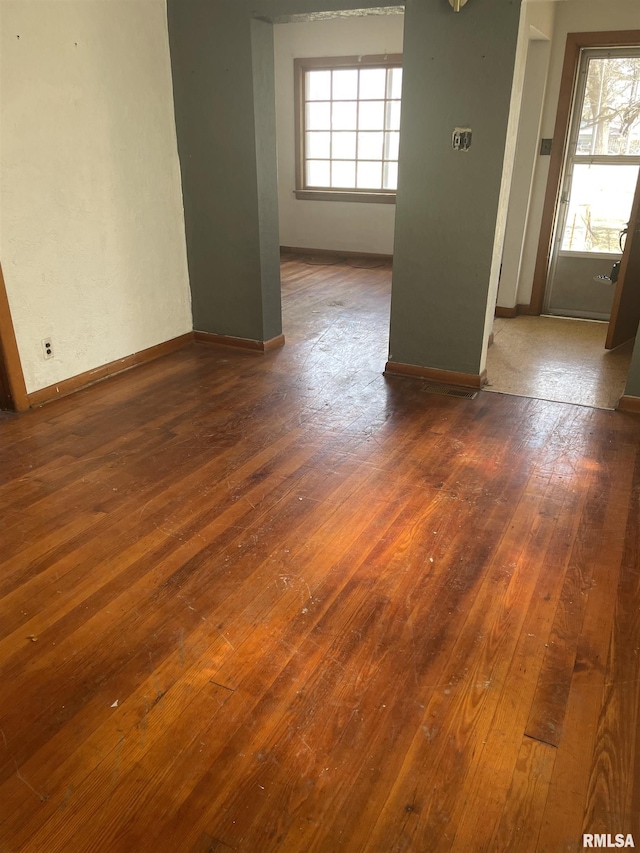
529,30,640,316
0,263,29,412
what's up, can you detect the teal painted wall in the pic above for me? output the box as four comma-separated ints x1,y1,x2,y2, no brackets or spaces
624,339,640,397
251,18,282,342
167,1,276,340
168,0,522,370
390,0,522,374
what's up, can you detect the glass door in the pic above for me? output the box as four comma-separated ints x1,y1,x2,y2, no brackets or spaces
545,48,640,319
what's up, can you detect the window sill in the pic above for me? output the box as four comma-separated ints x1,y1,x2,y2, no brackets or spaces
294,189,396,205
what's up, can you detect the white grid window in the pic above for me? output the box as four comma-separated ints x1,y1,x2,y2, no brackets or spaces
295,56,402,203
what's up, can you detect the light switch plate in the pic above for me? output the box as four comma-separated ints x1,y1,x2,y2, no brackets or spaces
540,138,553,156
452,128,472,151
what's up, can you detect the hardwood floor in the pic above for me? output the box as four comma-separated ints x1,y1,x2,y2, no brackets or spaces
1,257,639,852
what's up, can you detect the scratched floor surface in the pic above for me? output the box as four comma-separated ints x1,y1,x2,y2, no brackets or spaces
0,257,639,852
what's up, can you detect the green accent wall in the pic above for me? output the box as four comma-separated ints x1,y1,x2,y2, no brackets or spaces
624,339,640,397
167,0,522,370
167,0,278,341
390,0,521,374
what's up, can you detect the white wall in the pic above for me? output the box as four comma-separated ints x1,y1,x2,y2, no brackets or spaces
514,0,640,307
496,26,552,309
0,0,192,395
274,13,404,255
481,0,554,363
525,0,555,39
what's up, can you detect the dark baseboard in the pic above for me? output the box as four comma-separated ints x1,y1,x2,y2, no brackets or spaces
495,305,518,319
194,331,285,352
280,246,393,263
28,333,194,408
494,304,534,318
617,395,640,414
384,361,487,389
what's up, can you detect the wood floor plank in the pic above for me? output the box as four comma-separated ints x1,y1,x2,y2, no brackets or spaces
13,462,423,852
491,736,557,853
1,259,639,853
357,471,578,853
0,424,313,641
536,444,637,852
0,462,330,787
1,415,431,847
431,480,590,852
524,426,629,748
582,450,640,839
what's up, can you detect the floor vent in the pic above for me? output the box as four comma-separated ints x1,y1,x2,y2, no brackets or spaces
422,384,477,400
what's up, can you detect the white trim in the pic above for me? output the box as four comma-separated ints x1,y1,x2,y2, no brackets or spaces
544,308,611,321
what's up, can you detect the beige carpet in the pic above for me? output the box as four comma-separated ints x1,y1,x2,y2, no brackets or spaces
485,315,634,409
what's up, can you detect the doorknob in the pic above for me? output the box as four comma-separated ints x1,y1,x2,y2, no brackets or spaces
619,228,628,252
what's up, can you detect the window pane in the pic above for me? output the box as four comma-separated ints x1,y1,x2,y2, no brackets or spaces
357,160,382,189
384,131,400,160
332,101,357,130
300,59,403,196
386,101,401,131
332,131,356,159
383,161,398,190
306,102,331,130
358,131,384,160
359,101,385,131
359,68,386,100
306,70,331,101
306,132,330,159
561,163,639,252
306,160,331,187
387,67,402,99
332,69,358,100
332,160,356,188
577,56,640,156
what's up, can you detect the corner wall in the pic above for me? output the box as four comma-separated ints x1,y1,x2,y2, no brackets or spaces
496,19,552,310
169,0,521,380
389,0,522,375
0,0,192,395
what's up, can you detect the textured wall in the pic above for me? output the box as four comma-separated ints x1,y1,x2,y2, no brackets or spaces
0,0,192,394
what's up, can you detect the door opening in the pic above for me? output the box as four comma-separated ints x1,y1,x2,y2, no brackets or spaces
544,47,640,326
272,10,403,351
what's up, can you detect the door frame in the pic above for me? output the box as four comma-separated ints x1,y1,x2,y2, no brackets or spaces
529,29,640,316
0,263,29,412
605,168,640,349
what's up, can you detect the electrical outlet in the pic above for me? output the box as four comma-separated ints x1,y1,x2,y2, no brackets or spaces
452,127,472,152
42,337,54,359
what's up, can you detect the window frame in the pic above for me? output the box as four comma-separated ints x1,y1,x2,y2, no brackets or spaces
558,47,640,256
294,54,403,204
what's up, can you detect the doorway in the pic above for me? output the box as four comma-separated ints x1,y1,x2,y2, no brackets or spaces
544,47,640,323
0,263,29,412
272,10,403,351
485,315,633,409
